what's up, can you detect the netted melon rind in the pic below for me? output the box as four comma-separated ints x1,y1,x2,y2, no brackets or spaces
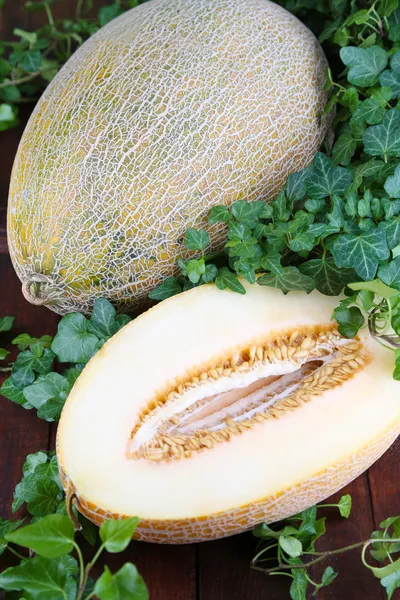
8,0,329,315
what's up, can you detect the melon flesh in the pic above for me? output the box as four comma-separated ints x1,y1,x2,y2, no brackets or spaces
8,0,329,315
57,283,400,543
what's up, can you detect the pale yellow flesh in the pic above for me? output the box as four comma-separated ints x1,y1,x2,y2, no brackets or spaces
57,283,400,540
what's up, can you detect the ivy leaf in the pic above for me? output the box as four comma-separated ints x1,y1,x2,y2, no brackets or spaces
215,268,246,294
379,69,400,98
279,535,302,558
333,305,365,338
289,570,308,600
331,229,390,280
208,205,232,224
340,46,388,86
288,232,316,252
87,298,130,338
94,563,148,600
321,566,338,586
6,515,75,558
98,3,123,26
11,348,55,389
12,452,62,516
378,257,400,290
285,166,313,202
0,316,14,331
99,517,139,553
381,570,400,599
0,519,25,557
260,248,283,275
332,132,357,166
51,313,99,363
230,200,265,228
23,372,69,422
384,164,400,197
0,377,32,409
0,555,77,600
338,494,352,518
306,153,352,198
186,258,205,283
257,267,315,294
351,97,386,125
363,109,400,158
185,227,210,251
148,277,182,301
201,263,218,283
299,258,355,295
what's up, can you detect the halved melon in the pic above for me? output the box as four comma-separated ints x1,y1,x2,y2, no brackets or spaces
57,283,400,543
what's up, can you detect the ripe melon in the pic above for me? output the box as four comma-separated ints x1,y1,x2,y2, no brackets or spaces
8,0,329,315
57,283,400,544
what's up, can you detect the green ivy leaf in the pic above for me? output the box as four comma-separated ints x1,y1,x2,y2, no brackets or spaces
338,494,352,518
201,263,218,283
279,535,302,558
285,166,313,202
384,163,400,197
0,316,14,331
340,45,388,86
94,563,148,600
208,205,232,224
23,372,70,422
98,3,123,26
332,132,357,166
351,97,386,125
299,257,355,295
289,569,308,600
11,348,55,389
0,377,32,409
321,566,338,586
0,555,77,600
257,266,315,294
215,268,246,294
331,229,390,280
185,227,210,251
379,69,400,98
363,109,400,158
6,515,75,558
51,313,99,363
333,305,365,338
12,452,62,516
99,517,139,553
306,153,352,198
148,277,182,301
378,257,400,289
381,569,400,599
230,200,266,228
87,298,130,338
0,519,25,557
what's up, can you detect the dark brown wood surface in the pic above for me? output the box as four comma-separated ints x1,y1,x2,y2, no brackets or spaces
0,2,399,599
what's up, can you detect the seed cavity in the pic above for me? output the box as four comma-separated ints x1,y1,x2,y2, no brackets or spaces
127,326,368,463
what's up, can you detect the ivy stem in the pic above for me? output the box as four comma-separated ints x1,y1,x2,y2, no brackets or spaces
252,538,400,574
76,0,84,20
73,542,86,599
0,69,53,89
7,545,26,560
76,543,106,600
44,2,55,28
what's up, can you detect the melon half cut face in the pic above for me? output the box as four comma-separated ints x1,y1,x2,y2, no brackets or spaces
57,283,400,544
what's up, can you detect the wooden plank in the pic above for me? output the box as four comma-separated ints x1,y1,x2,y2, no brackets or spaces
315,476,384,600
0,253,58,518
198,532,289,599
368,438,400,528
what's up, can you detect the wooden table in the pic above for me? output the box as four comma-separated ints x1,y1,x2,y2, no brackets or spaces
1,2,400,598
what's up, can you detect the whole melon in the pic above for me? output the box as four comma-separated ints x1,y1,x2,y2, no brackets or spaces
8,0,329,315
